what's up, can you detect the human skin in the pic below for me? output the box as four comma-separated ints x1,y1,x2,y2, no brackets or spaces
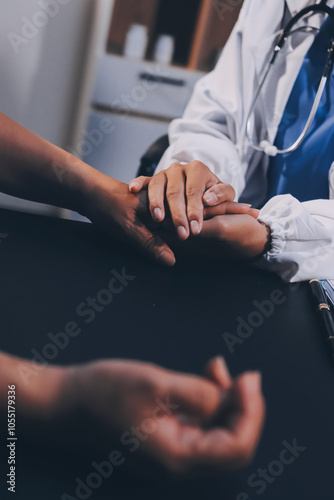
0,113,259,263
0,354,265,477
0,114,265,478
129,162,268,259
0,112,176,266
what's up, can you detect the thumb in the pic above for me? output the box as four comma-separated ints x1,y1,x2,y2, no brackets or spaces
226,372,265,448
127,221,176,267
204,357,233,391
129,176,151,193
249,208,260,219
164,373,223,421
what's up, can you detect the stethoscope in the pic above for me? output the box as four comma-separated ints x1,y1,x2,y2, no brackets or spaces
246,0,334,157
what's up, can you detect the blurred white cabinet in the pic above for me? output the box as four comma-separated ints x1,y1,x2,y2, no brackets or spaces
83,54,203,183
0,0,113,215
92,54,203,120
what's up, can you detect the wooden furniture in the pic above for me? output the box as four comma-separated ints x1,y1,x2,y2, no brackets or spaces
107,0,244,71
79,0,244,203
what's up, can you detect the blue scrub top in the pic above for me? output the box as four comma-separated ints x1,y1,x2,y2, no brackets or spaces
266,14,334,203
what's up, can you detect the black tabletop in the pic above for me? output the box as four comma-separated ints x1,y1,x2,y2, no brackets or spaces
0,207,333,500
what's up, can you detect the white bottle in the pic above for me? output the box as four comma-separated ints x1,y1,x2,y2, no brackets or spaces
124,24,148,60
154,35,175,65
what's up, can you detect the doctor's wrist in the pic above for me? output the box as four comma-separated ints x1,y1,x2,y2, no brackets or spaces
257,221,272,256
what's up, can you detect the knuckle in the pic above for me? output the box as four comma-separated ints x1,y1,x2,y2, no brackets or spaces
186,186,202,198
166,187,182,199
215,183,235,201
216,217,227,238
149,175,164,188
188,160,206,171
225,183,236,199
123,218,136,235
216,216,226,230
148,178,159,188
142,234,158,252
169,163,181,173
135,376,159,399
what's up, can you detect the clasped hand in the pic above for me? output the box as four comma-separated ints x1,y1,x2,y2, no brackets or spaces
67,357,264,477
129,161,269,260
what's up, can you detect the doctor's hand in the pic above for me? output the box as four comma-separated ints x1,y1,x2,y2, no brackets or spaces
64,357,265,477
129,161,257,240
80,176,175,267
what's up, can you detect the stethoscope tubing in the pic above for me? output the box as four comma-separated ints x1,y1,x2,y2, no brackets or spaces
245,2,334,157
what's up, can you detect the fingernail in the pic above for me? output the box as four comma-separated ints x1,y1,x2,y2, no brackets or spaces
215,356,228,373
129,182,138,191
249,208,261,219
159,250,176,266
215,355,225,366
177,226,188,240
245,372,262,392
190,220,200,235
153,208,163,221
240,203,252,208
204,192,218,205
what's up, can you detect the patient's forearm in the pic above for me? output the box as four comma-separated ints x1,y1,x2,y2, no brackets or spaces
0,352,70,428
0,112,105,214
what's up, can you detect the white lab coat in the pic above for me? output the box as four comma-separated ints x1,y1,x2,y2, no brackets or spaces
156,0,334,282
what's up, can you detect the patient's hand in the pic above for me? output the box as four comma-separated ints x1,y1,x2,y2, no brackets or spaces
67,357,264,477
8,355,263,479
161,213,270,260
81,177,176,267
200,213,270,259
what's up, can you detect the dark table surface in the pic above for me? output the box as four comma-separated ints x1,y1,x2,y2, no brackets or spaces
0,207,333,500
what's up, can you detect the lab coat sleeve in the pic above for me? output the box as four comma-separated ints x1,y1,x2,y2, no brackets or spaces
257,195,334,282
155,4,250,200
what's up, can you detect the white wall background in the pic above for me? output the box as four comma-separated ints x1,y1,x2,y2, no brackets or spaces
0,0,113,213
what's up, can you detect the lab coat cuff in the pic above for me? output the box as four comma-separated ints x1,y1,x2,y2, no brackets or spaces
254,195,300,275
257,214,286,260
